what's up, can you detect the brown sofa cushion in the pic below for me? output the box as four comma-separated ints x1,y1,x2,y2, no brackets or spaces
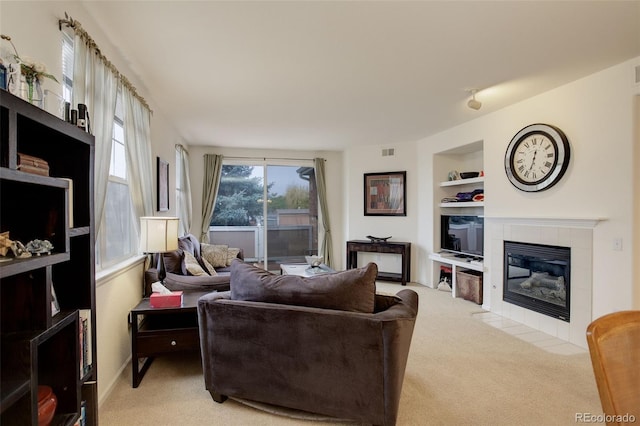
230,260,377,313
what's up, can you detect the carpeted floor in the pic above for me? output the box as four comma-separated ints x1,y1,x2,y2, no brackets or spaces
99,282,602,425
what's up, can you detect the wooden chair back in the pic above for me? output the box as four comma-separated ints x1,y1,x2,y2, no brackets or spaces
586,310,640,426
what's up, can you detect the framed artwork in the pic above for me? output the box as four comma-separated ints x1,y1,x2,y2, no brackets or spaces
157,157,169,212
364,171,406,216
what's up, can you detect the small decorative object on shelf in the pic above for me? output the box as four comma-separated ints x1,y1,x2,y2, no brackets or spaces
26,239,54,256
1,34,58,106
0,231,11,257
17,152,49,176
37,385,57,426
10,240,32,258
366,235,392,243
459,171,479,179
448,170,460,181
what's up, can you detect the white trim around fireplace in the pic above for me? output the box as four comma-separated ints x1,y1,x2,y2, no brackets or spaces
483,217,603,349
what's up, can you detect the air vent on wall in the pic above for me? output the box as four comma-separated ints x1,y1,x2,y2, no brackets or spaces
382,148,395,157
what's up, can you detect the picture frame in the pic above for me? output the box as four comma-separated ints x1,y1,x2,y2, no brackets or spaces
157,157,169,212
364,171,407,216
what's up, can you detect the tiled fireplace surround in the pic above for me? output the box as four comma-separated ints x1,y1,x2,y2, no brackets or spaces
483,218,598,349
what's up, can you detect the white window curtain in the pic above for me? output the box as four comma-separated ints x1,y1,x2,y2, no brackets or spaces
176,144,193,237
72,34,118,235
123,86,154,233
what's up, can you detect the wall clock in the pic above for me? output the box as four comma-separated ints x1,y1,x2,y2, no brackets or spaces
504,123,570,192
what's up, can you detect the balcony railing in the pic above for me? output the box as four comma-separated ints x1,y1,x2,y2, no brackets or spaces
208,225,316,265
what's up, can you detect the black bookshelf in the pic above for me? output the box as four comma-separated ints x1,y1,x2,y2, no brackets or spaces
0,91,97,425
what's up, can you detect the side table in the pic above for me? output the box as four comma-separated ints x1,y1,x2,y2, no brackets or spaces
346,240,411,285
129,291,208,387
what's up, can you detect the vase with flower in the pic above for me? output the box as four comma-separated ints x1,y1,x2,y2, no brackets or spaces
1,34,58,106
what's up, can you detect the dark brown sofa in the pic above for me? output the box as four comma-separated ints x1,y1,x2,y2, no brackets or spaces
144,234,243,296
197,261,418,426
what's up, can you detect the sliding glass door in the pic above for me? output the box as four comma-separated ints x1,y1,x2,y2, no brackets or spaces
210,161,317,271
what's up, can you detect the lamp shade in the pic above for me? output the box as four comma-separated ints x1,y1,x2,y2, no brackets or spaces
139,217,179,253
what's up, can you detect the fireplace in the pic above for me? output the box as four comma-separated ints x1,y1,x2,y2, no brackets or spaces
503,241,571,322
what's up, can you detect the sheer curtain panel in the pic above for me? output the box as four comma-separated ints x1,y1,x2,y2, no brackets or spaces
72,34,118,235
176,144,193,236
123,87,154,232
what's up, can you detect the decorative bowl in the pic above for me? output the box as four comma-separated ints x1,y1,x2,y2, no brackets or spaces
305,255,324,267
38,385,57,426
459,172,479,179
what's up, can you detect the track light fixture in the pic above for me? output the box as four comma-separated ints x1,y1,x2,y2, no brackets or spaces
467,89,482,110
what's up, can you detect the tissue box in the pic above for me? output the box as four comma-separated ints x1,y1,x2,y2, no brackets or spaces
150,291,183,308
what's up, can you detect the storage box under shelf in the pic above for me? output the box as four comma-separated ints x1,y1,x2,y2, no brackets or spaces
456,270,483,304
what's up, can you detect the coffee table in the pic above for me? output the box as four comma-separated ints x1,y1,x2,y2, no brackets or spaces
280,263,335,277
129,290,208,387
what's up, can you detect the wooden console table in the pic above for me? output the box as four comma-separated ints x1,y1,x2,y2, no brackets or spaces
346,240,411,285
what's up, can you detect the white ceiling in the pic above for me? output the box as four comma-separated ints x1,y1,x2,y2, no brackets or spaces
84,1,640,151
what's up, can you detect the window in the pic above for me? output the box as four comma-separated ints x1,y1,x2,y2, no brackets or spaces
61,29,73,103
210,161,318,270
96,93,137,268
62,35,137,270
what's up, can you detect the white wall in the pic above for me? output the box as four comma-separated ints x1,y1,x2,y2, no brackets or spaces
187,146,345,269
410,58,640,317
343,144,419,276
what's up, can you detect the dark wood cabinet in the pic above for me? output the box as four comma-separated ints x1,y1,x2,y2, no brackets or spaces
129,292,206,388
1,92,97,425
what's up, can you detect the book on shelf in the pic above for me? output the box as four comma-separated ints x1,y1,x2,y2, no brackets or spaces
73,400,86,426
78,310,92,377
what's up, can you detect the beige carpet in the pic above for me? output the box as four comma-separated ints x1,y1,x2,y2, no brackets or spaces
99,283,602,425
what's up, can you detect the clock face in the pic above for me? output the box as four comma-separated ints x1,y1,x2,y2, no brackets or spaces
505,124,570,192
511,133,557,183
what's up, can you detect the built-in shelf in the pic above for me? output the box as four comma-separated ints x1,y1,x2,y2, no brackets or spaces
440,201,484,208
439,176,484,187
429,253,484,299
429,253,484,272
433,140,484,294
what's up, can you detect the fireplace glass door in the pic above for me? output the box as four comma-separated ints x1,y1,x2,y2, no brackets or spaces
503,241,571,322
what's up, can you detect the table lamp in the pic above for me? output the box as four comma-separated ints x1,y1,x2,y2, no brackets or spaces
139,216,179,284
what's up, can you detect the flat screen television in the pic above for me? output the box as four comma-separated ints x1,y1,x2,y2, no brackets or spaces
440,215,484,258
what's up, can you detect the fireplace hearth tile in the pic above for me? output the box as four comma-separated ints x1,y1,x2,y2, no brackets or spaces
500,325,534,336
516,330,557,343
475,314,587,354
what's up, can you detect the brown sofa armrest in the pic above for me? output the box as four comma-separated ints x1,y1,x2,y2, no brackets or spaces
144,269,232,296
